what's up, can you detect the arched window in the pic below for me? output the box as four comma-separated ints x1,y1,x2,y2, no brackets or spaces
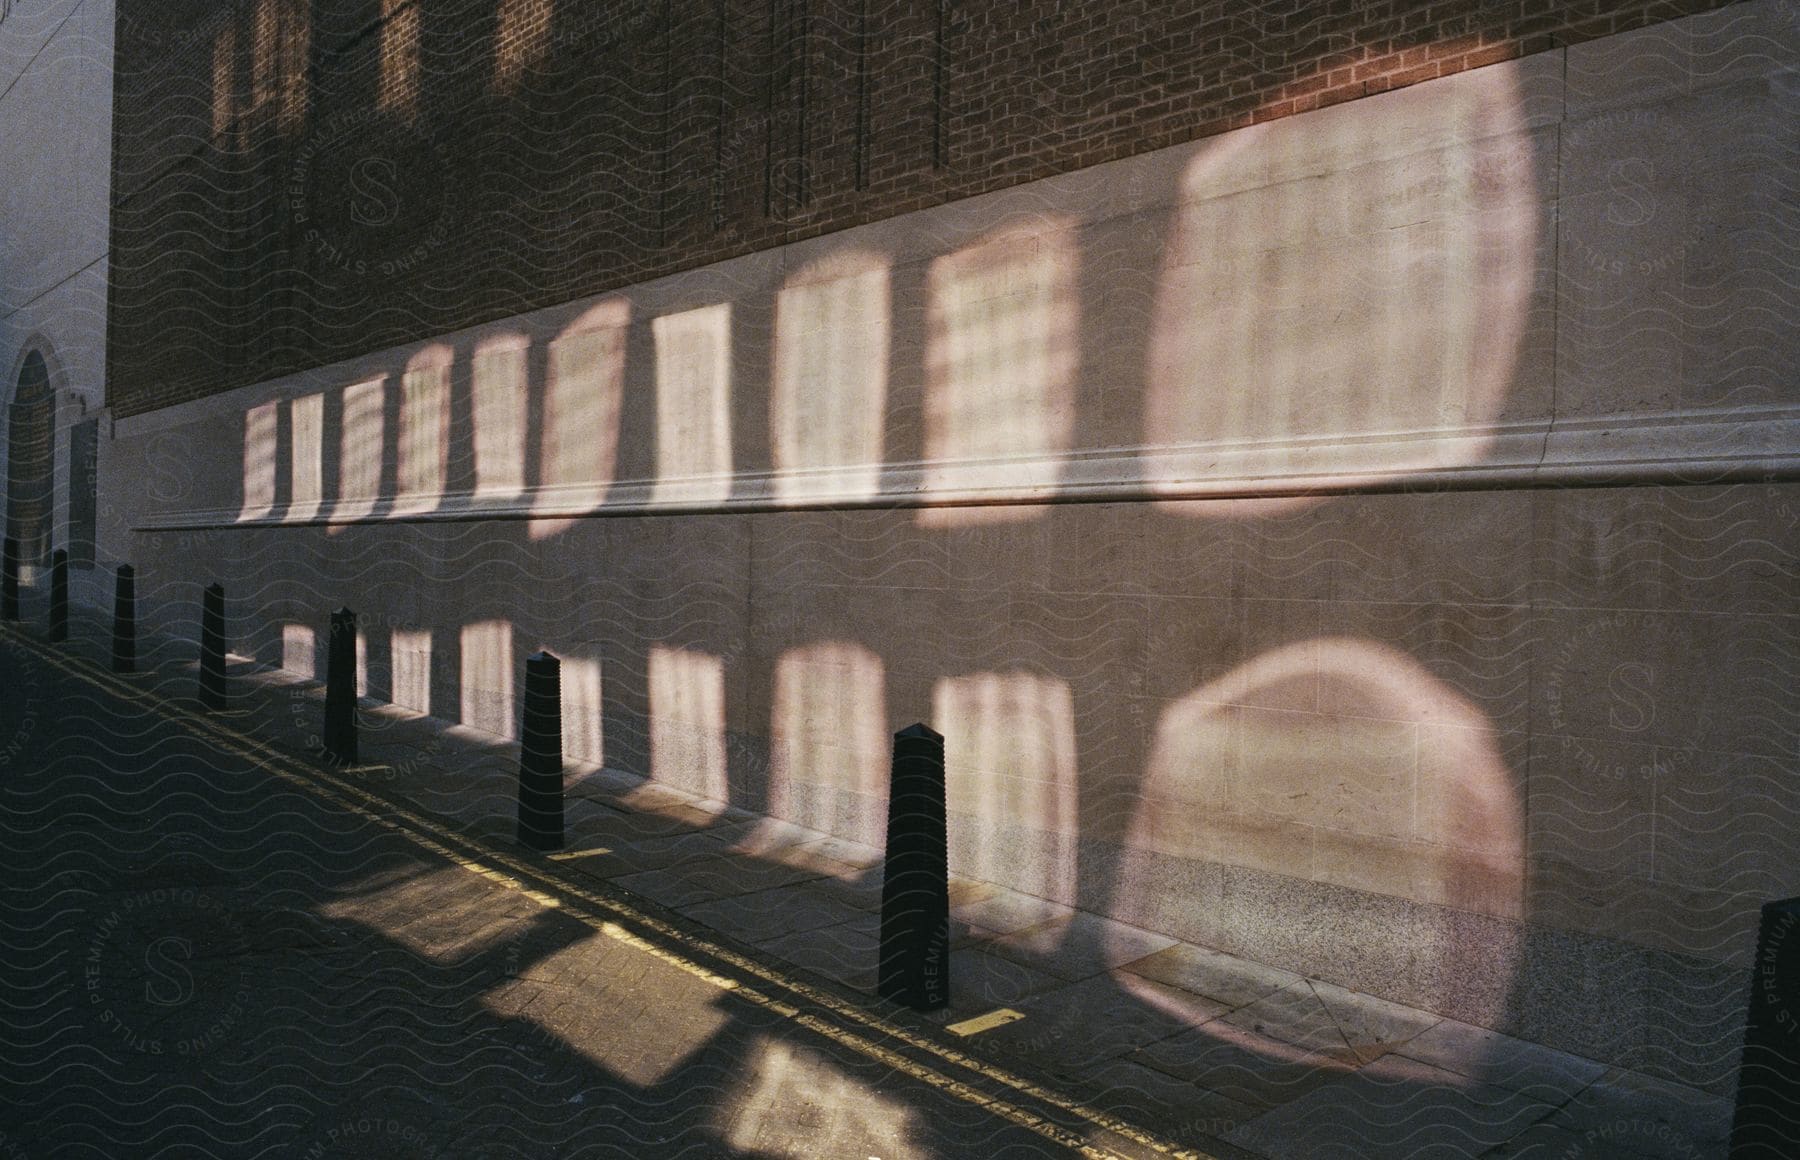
6,351,54,566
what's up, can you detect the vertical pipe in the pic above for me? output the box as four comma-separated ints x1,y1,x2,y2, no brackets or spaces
932,0,948,169
854,0,870,191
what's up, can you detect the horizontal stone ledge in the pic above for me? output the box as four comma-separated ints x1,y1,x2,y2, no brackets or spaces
131,407,1800,533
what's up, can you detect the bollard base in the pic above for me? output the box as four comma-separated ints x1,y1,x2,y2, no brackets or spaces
516,824,565,852
877,915,950,1011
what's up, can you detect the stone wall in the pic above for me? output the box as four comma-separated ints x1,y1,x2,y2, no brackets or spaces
104,3,1799,1092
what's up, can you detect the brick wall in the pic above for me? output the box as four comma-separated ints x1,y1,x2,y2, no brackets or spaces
106,0,1745,417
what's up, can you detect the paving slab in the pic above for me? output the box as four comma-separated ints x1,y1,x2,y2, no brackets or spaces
555,825,735,880
754,913,882,993
796,834,884,871
1117,941,1305,1009
678,879,871,943
952,888,1078,936
1224,1053,1560,1160
1543,1067,1734,1158
1077,1057,1266,1143
611,851,826,910
1309,977,1445,1063
1133,1016,1358,1112
923,945,1072,1018
985,911,1180,982
975,973,1232,1071
1400,1016,1610,1102
1217,981,1372,1060
1482,1120,1723,1160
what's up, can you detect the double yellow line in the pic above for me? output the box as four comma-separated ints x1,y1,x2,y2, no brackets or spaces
2,624,1221,1160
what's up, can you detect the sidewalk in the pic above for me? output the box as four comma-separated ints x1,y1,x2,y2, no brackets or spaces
6,594,1739,1159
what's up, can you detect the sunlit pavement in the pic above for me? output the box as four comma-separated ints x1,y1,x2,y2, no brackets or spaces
0,601,1736,1159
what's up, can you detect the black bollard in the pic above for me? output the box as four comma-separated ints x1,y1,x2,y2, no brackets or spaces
321,607,358,765
1,536,17,621
110,564,136,672
48,549,67,643
199,583,227,709
516,651,565,850
1730,896,1800,1157
879,723,950,1010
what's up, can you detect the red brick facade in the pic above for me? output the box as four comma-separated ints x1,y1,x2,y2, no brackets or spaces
107,0,1744,417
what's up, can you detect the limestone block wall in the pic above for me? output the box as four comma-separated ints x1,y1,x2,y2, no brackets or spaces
105,4,1797,1091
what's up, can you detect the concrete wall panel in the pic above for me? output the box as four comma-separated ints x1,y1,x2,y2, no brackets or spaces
96,5,1800,1092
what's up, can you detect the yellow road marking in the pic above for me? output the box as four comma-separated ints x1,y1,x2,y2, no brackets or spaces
547,845,615,861
948,1007,1027,1037
4,625,1220,1160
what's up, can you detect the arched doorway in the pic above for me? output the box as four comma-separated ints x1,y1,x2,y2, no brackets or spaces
6,350,54,567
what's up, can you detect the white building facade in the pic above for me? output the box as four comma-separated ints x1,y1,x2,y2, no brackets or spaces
0,0,113,604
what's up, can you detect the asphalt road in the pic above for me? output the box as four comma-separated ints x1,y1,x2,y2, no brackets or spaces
0,630,1122,1159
